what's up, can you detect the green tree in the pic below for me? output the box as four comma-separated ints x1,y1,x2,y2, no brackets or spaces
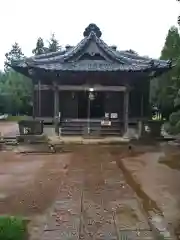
153,26,180,118
0,71,9,113
48,33,60,52
32,37,47,55
2,71,32,114
0,71,6,83
3,43,33,115
4,42,24,71
177,0,180,26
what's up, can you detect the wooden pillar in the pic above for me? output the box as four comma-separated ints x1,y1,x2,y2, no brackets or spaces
123,89,129,134
138,93,144,138
53,81,59,135
28,69,37,119
140,93,144,118
32,85,35,119
38,80,41,117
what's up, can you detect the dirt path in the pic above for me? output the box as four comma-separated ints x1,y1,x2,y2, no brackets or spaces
0,152,71,216
0,121,18,136
30,146,154,240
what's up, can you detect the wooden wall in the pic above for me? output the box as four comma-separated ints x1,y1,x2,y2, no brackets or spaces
59,91,78,118
41,90,54,117
34,89,54,117
104,92,124,119
34,84,150,119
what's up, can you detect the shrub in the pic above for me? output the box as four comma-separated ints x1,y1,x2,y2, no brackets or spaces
166,110,180,134
163,122,170,132
0,216,27,240
169,125,179,135
169,110,180,126
175,120,180,132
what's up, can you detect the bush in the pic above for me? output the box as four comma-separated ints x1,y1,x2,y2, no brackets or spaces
169,110,180,126
166,110,180,134
168,125,179,135
175,120,180,132
165,120,180,135
163,122,170,132
0,216,27,240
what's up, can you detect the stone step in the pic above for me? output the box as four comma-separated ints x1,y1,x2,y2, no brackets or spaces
61,119,122,136
61,126,120,131
61,131,121,136
61,131,82,136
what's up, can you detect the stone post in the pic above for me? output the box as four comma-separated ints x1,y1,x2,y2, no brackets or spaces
138,120,143,139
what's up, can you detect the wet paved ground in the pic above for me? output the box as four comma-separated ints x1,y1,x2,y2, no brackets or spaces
30,146,154,240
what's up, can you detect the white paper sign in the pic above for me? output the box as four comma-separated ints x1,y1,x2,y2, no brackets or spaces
111,113,118,119
105,113,109,118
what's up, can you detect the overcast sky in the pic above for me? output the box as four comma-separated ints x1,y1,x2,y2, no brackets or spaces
0,0,179,70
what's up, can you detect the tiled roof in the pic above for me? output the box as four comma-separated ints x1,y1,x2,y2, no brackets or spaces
27,60,154,72
11,23,172,75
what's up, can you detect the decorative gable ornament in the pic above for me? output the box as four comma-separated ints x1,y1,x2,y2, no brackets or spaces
83,23,102,38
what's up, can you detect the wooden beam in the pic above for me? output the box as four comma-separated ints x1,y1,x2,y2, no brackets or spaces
32,85,35,119
34,84,127,92
34,84,51,90
140,93,144,117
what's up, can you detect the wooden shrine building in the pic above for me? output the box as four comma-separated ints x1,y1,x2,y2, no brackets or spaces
11,24,172,136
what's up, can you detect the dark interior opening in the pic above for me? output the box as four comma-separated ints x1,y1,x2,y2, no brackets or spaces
90,92,104,118
78,91,88,118
78,91,104,118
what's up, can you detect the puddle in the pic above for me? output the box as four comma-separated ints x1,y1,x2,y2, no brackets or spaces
159,151,180,237
115,155,162,215
150,215,171,238
0,193,8,200
115,204,141,227
110,147,177,238
159,152,180,170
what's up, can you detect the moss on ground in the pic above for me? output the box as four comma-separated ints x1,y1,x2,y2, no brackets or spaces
0,216,28,240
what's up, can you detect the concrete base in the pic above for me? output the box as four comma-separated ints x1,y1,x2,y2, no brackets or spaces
48,136,130,145
123,127,140,140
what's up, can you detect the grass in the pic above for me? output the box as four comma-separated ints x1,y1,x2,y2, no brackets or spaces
5,115,28,122
0,216,28,240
